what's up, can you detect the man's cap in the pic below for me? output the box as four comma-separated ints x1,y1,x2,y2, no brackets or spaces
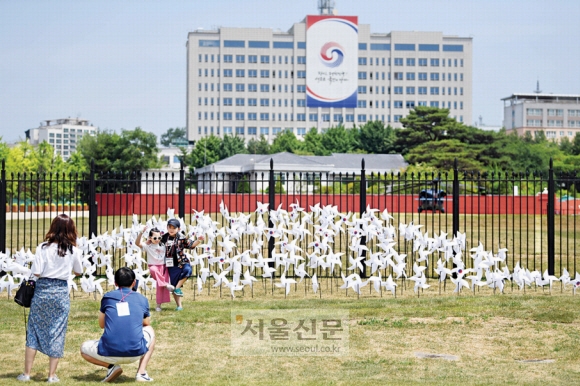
167,218,180,228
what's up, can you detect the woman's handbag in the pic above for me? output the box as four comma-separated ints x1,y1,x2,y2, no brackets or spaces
14,278,36,308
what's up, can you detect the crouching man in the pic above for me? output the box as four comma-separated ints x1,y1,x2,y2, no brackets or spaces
80,267,155,382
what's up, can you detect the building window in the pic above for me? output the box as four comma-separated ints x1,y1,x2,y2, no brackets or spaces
394,115,402,122
297,56,306,64
236,112,245,120
394,101,403,108
406,58,415,66
358,86,367,94
394,87,403,94
248,55,257,63
297,113,306,121
297,85,306,93
260,127,269,135
547,109,564,117
406,72,415,80
406,87,415,94
235,98,245,106
260,84,269,92
322,114,330,122
357,114,367,122
224,83,233,92
224,40,245,48
236,69,245,77
357,100,367,108
274,42,293,49
260,55,270,63
260,113,269,121
394,44,415,51
260,98,269,107
297,70,306,78
358,72,367,80
236,127,245,135
248,84,257,92
418,72,427,81
430,58,440,66
430,87,439,95
236,83,245,92
394,58,403,66
430,73,439,81
394,72,403,80
358,57,367,65
418,58,427,66
249,41,269,49
345,114,354,122
430,101,439,107
223,69,233,77
247,127,257,135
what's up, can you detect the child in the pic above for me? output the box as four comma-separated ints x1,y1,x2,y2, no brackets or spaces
161,218,204,311
136,226,174,312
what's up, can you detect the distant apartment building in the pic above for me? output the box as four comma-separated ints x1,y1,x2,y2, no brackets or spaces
502,93,580,140
186,10,472,143
25,118,97,160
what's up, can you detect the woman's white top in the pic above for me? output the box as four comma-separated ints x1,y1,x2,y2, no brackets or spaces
31,242,83,281
142,242,166,265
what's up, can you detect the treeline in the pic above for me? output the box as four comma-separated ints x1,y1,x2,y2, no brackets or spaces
3,107,580,178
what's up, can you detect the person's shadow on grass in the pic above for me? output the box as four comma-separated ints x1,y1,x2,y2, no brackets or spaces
72,370,130,382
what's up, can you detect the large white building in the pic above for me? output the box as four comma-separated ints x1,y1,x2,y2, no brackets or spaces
26,118,97,160
186,7,472,143
502,93,580,140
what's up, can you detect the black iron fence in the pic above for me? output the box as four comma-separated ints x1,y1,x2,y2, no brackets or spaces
1,158,578,277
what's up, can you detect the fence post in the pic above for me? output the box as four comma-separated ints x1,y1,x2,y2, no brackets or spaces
268,159,275,267
452,158,460,238
178,160,185,219
359,158,367,278
0,160,6,254
547,158,555,275
88,159,98,238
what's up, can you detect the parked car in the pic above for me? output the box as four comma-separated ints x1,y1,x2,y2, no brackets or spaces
418,189,447,213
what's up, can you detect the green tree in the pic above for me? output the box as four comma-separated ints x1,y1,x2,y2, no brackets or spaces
246,135,271,154
160,127,187,147
220,135,247,159
270,130,302,154
76,128,161,174
358,121,396,154
559,136,573,155
395,106,462,155
188,135,222,168
320,125,357,153
301,128,329,155
236,176,252,193
406,139,485,170
570,133,580,156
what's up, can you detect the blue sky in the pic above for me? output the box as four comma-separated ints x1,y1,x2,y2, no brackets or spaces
1,0,579,143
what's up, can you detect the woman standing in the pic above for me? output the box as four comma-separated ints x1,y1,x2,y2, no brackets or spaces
17,214,83,383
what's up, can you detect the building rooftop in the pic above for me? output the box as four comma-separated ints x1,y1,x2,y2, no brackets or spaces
502,93,580,102
195,152,407,174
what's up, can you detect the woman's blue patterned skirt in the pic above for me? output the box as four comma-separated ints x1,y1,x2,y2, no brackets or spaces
26,278,70,358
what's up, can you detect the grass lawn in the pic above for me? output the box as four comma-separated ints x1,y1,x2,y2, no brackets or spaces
1,279,580,385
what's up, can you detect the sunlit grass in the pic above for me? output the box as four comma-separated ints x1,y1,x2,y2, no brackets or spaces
1,281,580,385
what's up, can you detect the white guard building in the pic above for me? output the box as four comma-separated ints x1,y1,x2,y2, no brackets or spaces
194,152,408,194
